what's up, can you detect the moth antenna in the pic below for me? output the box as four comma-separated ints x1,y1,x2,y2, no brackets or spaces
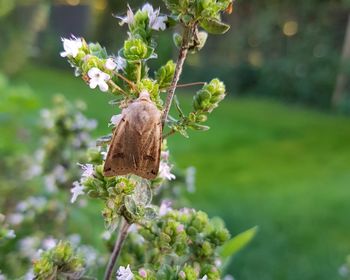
170,82,206,89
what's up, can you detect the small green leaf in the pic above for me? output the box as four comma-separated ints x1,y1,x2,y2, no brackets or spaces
199,18,230,34
188,123,210,131
220,226,258,258
173,33,183,48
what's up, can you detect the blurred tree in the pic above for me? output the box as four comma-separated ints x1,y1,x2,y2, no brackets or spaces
0,0,50,75
332,14,350,108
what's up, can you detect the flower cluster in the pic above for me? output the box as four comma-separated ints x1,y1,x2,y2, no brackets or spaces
117,208,230,280
55,2,246,280
169,79,226,138
32,241,86,280
164,0,231,34
0,96,100,278
28,95,96,193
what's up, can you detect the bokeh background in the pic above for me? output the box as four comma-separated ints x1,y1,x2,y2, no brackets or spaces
1,0,350,279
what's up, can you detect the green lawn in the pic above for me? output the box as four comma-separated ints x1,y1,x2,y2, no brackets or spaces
15,65,350,280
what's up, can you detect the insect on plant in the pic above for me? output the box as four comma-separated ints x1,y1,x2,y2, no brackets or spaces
27,1,258,280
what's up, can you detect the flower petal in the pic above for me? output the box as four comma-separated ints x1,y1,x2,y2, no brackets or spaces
88,67,100,78
98,81,109,92
89,79,98,89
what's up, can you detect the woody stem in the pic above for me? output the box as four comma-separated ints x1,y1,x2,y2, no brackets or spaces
104,218,130,280
162,26,192,126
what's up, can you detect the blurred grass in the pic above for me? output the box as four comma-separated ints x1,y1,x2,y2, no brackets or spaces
15,65,350,280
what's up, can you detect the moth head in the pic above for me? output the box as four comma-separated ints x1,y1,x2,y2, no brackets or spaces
138,90,151,101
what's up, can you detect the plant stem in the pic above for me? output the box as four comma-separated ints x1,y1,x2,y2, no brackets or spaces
162,26,192,126
162,128,176,139
104,218,131,280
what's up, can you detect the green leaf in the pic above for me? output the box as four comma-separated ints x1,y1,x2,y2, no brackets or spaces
199,18,230,34
220,226,258,258
188,123,210,131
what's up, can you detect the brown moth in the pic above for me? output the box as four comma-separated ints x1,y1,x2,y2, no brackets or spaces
103,90,162,180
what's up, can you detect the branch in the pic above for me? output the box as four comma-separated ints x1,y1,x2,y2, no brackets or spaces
162,26,192,126
104,218,131,280
162,128,176,139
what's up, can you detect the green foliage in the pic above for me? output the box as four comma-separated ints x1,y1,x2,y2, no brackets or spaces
199,18,230,34
33,241,86,280
120,208,231,279
220,226,258,259
169,78,226,137
14,66,350,279
123,38,153,61
155,60,176,90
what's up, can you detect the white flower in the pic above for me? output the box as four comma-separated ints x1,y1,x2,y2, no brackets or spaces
42,237,57,250
19,236,40,258
199,276,208,280
115,56,127,71
68,234,81,246
142,3,168,31
53,165,67,183
223,275,235,280
44,174,57,193
78,245,98,267
105,56,126,72
101,231,112,241
109,114,122,127
117,5,134,26
179,271,186,279
6,229,16,239
70,181,85,203
158,161,176,181
159,200,172,216
161,150,169,161
186,166,196,193
88,67,110,92
117,3,167,31
116,265,133,280
60,35,83,58
78,163,94,180
105,58,117,70
0,272,6,280
7,213,24,225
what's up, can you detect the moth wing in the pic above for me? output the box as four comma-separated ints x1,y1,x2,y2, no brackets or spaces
103,115,135,177
135,117,162,180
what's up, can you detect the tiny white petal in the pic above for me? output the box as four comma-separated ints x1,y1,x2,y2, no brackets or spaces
118,5,134,26
70,181,85,203
159,200,172,216
100,72,111,81
88,67,101,78
116,264,134,280
89,79,98,89
142,3,154,14
60,35,83,58
98,81,109,92
105,58,117,70
109,114,122,127
115,56,127,71
158,161,176,181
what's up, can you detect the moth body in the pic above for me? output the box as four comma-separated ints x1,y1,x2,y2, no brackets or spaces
103,91,162,180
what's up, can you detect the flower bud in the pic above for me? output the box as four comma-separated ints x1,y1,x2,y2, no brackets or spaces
123,38,150,61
